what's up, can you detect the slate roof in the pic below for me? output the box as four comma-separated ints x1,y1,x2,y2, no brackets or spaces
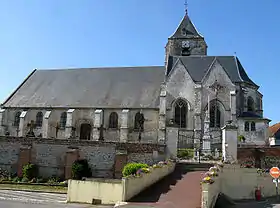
2,56,257,108
169,13,203,39
2,66,165,108
167,56,258,86
239,112,262,118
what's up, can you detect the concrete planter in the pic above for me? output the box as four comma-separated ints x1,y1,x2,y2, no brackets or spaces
67,163,175,205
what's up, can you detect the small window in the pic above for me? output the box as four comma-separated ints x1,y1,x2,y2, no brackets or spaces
14,112,21,127
247,96,255,112
251,122,256,131
109,112,118,129
134,112,144,130
244,122,249,131
60,112,67,128
36,112,43,127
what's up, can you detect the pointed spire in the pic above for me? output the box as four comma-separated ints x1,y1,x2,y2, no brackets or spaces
184,0,188,15
169,12,203,39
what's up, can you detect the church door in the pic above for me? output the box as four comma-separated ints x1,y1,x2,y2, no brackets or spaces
80,123,92,140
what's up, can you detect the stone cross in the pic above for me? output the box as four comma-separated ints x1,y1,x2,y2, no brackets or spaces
70,127,76,139
26,120,35,137
55,122,60,138
209,80,224,96
215,148,219,158
98,124,105,141
137,113,145,142
16,127,20,137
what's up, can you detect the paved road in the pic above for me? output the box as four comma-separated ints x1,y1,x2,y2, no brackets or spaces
0,190,67,204
0,200,93,208
0,190,111,208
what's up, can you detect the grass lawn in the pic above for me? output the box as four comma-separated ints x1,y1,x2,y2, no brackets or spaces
0,183,67,193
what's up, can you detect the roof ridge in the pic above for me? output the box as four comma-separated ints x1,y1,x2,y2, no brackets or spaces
172,55,236,58
37,65,165,71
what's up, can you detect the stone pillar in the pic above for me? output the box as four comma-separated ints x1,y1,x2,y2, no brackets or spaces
65,109,75,139
230,90,237,122
202,96,211,154
18,111,28,137
92,109,103,141
158,86,166,143
222,123,238,162
194,85,202,144
120,109,129,142
166,127,178,159
0,109,5,136
42,111,52,138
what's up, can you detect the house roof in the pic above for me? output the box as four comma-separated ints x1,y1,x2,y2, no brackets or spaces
269,123,280,137
167,56,258,86
1,66,165,108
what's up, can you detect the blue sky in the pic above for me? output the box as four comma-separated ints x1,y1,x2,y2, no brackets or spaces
0,0,279,124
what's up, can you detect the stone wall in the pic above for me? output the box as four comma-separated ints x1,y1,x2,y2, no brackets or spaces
0,108,159,143
0,136,166,179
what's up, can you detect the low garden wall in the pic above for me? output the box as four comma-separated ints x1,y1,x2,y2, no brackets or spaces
221,165,276,200
67,160,175,205
201,163,279,208
122,162,175,201
67,178,123,205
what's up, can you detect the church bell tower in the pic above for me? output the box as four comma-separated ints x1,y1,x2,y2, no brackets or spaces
165,9,207,61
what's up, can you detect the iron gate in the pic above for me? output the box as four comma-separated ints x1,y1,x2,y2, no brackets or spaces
177,129,195,149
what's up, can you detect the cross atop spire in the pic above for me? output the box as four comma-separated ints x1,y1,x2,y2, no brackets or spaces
184,0,188,14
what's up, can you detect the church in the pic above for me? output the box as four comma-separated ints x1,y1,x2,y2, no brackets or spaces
0,11,270,155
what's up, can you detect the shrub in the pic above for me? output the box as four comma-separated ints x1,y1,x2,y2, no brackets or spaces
177,148,194,159
21,177,29,183
47,177,59,184
122,163,149,177
22,164,38,180
12,177,21,183
71,159,92,180
238,135,246,142
0,168,9,179
36,178,44,183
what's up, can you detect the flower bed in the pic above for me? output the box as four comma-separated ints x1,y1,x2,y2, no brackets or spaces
0,167,68,187
122,160,175,201
122,159,174,178
0,175,68,188
201,162,223,185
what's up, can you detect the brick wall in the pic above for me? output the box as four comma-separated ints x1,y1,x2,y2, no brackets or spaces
0,136,166,179
238,147,280,168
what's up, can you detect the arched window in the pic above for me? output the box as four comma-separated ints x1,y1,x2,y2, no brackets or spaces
13,112,21,127
109,112,118,129
134,112,144,130
251,122,256,131
247,96,255,112
209,101,221,128
245,122,250,131
174,99,188,128
36,112,43,127
60,112,67,128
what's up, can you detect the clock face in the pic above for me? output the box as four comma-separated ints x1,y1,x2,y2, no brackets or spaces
182,40,190,48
